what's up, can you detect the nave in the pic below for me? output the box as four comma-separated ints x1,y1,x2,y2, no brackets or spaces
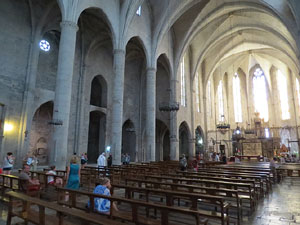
0,161,299,225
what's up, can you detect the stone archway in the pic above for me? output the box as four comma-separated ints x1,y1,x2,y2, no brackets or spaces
90,75,107,108
87,111,106,163
179,122,191,159
156,119,169,161
29,101,53,165
122,120,136,162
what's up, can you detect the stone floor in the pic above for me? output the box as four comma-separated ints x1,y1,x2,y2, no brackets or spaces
0,176,300,225
242,177,300,225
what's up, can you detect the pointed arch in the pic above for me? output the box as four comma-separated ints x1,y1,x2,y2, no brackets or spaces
179,121,191,158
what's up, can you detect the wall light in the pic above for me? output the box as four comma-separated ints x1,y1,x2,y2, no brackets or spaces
4,123,13,132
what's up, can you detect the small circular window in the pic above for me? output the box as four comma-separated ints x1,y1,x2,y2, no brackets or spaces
39,40,50,51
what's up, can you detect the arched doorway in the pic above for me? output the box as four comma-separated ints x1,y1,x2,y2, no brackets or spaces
122,120,136,162
156,119,169,161
29,101,53,165
87,111,106,163
179,122,190,159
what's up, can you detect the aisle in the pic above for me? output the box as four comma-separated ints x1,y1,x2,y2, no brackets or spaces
244,177,300,225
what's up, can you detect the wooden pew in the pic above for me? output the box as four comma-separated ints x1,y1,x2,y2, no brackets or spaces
0,174,40,199
196,168,271,193
57,187,209,225
111,183,233,225
209,166,274,183
277,164,300,178
176,170,266,194
124,177,255,220
140,175,256,210
165,172,263,198
6,191,125,225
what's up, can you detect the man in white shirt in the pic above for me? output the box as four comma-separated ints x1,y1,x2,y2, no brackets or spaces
97,153,107,167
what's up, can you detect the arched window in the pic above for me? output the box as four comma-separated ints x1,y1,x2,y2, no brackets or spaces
218,80,224,122
180,56,186,107
207,80,211,117
136,6,142,16
195,72,200,112
233,73,242,122
277,70,290,120
253,68,269,121
296,78,300,112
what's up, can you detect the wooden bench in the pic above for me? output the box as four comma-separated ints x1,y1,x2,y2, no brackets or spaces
210,166,274,183
6,191,125,225
196,168,271,193
177,170,266,194
139,175,256,210
57,187,209,225
162,172,263,199
0,174,40,200
111,183,232,225
124,177,254,221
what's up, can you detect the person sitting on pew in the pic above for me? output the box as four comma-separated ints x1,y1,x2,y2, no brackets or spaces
19,164,40,191
88,177,118,214
46,165,63,186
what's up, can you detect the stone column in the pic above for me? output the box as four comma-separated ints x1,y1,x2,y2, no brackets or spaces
145,67,156,162
51,21,78,169
189,139,195,158
170,78,179,161
111,49,125,165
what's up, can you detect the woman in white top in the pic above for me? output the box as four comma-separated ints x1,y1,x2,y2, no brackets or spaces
46,165,63,186
3,152,14,175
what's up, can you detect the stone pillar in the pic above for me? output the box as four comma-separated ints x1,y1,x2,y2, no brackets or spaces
170,76,179,161
145,67,156,162
189,139,195,158
51,21,78,169
111,49,126,165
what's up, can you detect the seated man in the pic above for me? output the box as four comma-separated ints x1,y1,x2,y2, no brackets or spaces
88,177,118,214
19,164,40,192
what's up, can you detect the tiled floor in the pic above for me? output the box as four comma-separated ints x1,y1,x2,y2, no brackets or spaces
0,176,300,225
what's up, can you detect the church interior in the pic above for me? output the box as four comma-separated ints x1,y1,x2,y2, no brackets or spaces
0,0,300,224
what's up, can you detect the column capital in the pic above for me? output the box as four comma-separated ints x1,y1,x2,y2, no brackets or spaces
113,49,125,55
146,67,156,73
60,20,79,31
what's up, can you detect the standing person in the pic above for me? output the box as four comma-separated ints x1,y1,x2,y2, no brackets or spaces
65,156,80,201
3,152,14,175
32,153,38,171
66,156,80,190
179,154,187,171
121,153,125,165
107,154,112,167
97,152,106,167
191,157,198,172
81,153,88,169
215,153,220,162
221,154,227,164
125,153,130,165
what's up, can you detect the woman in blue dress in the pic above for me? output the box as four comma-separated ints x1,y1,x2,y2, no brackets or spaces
64,156,80,202
66,156,80,189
